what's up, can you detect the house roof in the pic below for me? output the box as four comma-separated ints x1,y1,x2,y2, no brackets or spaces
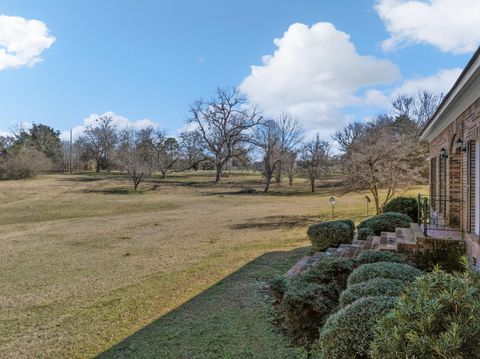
420,46,480,141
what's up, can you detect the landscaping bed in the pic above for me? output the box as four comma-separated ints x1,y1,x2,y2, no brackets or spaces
268,208,479,358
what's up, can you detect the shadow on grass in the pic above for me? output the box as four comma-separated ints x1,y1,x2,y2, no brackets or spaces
97,247,309,359
231,215,318,230
56,176,106,182
82,188,136,195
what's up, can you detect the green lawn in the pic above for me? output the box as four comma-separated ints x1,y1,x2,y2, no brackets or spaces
99,248,310,359
0,172,427,358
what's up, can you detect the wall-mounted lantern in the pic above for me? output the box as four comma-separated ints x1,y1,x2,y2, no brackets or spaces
440,147,448,159
455,138,467,152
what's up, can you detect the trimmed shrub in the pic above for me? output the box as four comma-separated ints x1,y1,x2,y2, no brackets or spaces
339,278,406,307
276,257,355,345
282,278,337,345
337,219,355,240
307,220,352,251
371,266,480,359
269,275,288,303
357,212,412,236
347,262,422,286
357,227,374,241
300,257,355,292
315,296,398,359
356,250,403,264
384,196,418,222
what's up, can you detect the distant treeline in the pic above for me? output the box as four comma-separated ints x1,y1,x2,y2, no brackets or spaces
0,88,437,206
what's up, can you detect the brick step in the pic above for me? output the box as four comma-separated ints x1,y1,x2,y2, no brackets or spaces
285,225,421,278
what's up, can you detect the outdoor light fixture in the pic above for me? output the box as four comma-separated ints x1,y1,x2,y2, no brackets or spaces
330,196,336,219
440,147,448,159
455,138,466,152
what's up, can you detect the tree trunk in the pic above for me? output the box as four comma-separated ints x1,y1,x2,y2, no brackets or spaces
264,174,272,193
96,160,100,173
310,178,315,193
214,165,222,183
372,190,381,215
288,175,293,187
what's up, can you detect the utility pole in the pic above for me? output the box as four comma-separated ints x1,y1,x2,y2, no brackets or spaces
69,129,73,174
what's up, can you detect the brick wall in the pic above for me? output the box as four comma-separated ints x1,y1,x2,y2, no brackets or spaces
429,96,480,263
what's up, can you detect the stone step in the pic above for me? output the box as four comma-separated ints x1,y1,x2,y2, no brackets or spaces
396,227,414,242
286,224,422,278
285,255,311,277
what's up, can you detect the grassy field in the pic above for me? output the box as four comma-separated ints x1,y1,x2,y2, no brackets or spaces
0,172,427,358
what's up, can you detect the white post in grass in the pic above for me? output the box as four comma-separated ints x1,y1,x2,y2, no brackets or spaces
330,196,336,220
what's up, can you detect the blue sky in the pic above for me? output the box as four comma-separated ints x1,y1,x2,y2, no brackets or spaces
0,0,478,139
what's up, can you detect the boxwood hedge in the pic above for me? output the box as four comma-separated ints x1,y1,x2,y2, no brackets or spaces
356,250,403,264
307,220,353,251
314,296,398,359
273,257,355,345
347,262,422,286
357,212,412,236
339,278,406,308
282,279,338,345
357,227,374,241
384,196,418,223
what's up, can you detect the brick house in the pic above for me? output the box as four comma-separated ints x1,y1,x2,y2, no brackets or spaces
420,47,480,264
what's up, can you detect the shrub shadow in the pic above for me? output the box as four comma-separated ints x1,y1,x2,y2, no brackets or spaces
97,248,308,359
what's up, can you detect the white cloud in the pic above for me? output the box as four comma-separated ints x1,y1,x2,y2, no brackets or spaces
0,15,55,71
360,68,461,113
239,22,400,137
392,67,462,97
376,0,480,54
61,112,161,140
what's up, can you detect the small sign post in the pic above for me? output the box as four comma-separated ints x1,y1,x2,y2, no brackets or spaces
330,196,336,219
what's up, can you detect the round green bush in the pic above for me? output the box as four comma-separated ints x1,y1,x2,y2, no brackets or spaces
339,278,406,307
281,279,337,345
300,256,355,293
358,212,412,236
371,267,480,359
347,262,422,287
356,250,403,264
384,196,418,222
276,257,355,345
336,219,355,240
307,220,352,251
357,227,374,241
315,296,398,359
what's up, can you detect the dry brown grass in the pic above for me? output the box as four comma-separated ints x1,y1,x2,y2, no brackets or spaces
0,172,427,358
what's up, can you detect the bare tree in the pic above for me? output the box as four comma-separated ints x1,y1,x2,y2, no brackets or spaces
299,134,331,193
274,114,303,184
392,90,443,126
253,119,281,192
188,87,262,183
284,150,297,187
138,127,180,178
179,130,206,171
82,116,118,172
117,128,152,190
334,115,423,214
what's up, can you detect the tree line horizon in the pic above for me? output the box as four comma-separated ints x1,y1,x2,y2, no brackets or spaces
0,87,441,213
